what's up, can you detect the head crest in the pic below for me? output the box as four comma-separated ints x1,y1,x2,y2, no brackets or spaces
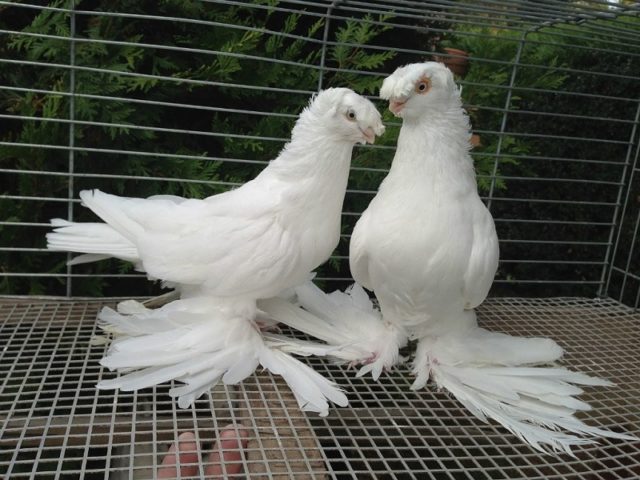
380,62,457,100
309,88,351,114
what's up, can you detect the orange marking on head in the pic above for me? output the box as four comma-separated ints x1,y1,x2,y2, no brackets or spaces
415,75,432,95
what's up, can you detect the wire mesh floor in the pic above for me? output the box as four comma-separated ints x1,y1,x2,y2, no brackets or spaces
1,297,639,479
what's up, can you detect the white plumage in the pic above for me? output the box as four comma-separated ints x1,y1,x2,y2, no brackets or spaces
259,281,405,380
262,63,637,450
47,88,384,415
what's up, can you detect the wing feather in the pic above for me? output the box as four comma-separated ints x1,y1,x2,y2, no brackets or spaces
462,203,499,309
80,185,298,296
349,210,374,289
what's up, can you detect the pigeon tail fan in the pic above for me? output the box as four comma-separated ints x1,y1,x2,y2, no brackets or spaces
259,280,407,380
78,189,146,241
412,328,637,455
96,298,346,415
46,219,139,265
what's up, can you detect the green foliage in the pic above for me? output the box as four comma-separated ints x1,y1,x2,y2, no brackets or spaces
441,27,570,192
506,19,640,298
330,14,396,94
0,1,398,295
442,20,639,297
3,2,636,300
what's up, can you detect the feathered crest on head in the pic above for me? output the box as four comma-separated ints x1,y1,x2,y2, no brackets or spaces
307,88,351,116
380,62,459,100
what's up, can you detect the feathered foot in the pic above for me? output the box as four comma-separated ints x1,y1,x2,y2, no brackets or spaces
259,280,407,380
412,328,637,455
96,297,347,415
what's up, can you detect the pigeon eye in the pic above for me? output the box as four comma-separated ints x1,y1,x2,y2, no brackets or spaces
416,79,431,94
346,109,357,121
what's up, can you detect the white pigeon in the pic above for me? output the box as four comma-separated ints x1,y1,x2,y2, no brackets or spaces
47,88,385,415
261,63,637,450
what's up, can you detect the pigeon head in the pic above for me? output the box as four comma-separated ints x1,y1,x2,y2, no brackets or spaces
306,88,385,144
380,62,459,120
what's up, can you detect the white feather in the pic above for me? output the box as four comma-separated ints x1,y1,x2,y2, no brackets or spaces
46,89,384,300
410,329,636,454
312,61,638,453
259,347,348,416
259,280,407,380
52,89,385,413
47,219,139,264
96,298,348,414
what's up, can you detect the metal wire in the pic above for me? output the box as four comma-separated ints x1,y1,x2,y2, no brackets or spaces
1,297,638,478
606,121,640,307
0,1,638,300
65,0,76,297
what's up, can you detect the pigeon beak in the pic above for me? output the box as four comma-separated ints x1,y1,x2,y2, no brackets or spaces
389,98,407,116
360,127,377,144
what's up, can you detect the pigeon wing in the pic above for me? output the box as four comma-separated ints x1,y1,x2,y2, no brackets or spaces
462,204,499,309
349,209,374,290
81,187,299,297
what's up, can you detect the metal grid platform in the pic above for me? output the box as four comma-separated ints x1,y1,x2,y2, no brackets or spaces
1,296,639,479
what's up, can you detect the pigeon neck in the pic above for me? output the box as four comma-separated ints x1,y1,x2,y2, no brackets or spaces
266,133,354,270
402,104,470,143
389,106,475,188
270,132,354,181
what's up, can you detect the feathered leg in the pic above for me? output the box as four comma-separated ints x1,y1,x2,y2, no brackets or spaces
412,328,637,454
259,280,407,380
97,297,347,415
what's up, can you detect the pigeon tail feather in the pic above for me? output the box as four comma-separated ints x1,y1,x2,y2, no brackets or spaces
46,218,139,265
79,189,144,241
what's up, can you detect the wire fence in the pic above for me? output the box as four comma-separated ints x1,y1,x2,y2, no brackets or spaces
2,2,640,479
0,0,639,306
2,297,639,478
